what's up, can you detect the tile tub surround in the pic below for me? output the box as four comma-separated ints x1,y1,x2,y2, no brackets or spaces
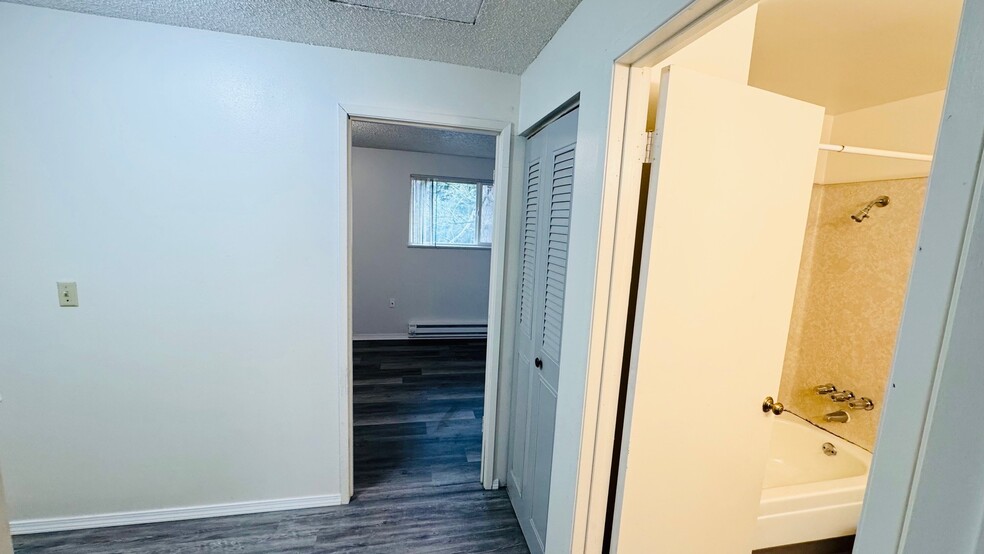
13,339,529,553
779,178,928,450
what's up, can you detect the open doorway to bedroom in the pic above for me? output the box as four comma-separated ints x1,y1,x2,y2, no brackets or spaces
349,119,497,496
338,109,514,520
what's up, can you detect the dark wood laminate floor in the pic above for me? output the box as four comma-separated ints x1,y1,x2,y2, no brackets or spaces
14,339,528,553
753,534,855,554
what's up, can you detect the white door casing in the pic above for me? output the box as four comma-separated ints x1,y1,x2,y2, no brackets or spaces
611,66,824,553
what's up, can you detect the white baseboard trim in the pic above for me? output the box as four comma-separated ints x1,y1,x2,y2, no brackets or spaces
10,494,342,535
352,333,408,341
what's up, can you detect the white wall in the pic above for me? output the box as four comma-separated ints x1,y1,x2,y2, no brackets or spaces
351,147,494,337
0,3,518,523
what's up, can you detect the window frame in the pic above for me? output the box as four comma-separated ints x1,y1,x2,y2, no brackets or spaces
408,174,495,249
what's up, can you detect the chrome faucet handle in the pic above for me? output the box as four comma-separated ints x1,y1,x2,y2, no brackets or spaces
830,390,855,402
849,397,875,411
815,383,837,395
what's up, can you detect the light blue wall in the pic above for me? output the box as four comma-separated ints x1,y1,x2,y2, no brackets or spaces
0,2,518,522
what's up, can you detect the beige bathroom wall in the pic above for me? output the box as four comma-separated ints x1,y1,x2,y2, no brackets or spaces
821,91,944,184
779,177,928,450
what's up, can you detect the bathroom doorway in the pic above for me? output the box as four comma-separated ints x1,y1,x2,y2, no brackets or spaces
586,0,975,551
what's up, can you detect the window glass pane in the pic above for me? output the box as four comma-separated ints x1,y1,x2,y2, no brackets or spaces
409,177,491,248
433,181,477,245
480,184,495,244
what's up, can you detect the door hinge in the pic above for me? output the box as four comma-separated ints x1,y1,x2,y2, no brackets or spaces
643,130,655,162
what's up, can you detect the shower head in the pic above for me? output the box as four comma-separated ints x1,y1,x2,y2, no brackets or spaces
851,195,890,223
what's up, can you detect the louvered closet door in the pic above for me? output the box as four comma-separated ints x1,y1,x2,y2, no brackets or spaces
507,130,544,515
508,107,578,554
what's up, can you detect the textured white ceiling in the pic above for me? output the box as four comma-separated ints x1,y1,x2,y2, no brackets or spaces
2,0,581,74
352,120,496,159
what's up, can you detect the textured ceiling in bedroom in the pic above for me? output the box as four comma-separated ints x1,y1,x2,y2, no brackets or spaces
352,121,496,159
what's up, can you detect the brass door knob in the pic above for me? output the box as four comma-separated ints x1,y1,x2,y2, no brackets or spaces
762,396,784,415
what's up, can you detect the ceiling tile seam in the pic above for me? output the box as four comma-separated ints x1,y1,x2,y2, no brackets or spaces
327,0,483,26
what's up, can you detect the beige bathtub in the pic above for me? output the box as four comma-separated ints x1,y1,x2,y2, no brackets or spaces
754,412,871,550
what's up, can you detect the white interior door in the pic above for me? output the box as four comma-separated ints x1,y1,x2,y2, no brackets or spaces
508,108,578,554
611,66,823,553
527,110,576,549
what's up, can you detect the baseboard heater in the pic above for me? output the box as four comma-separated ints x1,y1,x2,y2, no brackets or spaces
408,321,488,339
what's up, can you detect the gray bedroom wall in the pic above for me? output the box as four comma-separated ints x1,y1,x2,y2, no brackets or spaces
352,147,495,337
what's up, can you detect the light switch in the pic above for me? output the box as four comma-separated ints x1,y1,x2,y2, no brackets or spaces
57,282,78,307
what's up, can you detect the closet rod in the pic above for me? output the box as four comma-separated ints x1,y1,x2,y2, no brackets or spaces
819,143,933,162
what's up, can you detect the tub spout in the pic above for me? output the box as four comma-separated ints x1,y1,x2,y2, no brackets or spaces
824,410,850,423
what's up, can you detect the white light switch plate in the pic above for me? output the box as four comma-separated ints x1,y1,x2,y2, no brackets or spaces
57,282,78,307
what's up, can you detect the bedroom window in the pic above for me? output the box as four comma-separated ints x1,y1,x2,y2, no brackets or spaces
409,175,494,248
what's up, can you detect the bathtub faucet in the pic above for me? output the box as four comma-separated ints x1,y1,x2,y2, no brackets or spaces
830,390,855,402
824,410,850,423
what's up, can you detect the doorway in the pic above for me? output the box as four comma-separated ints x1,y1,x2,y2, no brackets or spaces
337,107,513,502
587,0,970,551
